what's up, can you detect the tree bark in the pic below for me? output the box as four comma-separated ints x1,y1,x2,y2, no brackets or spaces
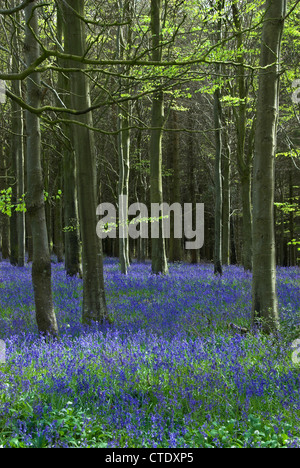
63,0,109,324
222,124,231,265
25,0,58,336
232,1,253,271
150,0,168,275
251,0,287,334
57,8,81,274
10,7,25,267
168,110,182,262
0,144,10,260
117,0,131,274
213,87,223,275
213,1,223,275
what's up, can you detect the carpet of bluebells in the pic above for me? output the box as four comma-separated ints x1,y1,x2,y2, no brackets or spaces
0,257,300,448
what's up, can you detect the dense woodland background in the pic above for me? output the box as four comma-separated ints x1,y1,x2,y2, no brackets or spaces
0,0,299,335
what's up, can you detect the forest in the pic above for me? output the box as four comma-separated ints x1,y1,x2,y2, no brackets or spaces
0,0,299,450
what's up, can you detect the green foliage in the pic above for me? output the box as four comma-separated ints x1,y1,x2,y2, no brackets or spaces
1,396,110,448
0,188,26,217
185,415,293,448
275,197,300,254
0,189,62,217
0,187,12,216
44,189,62,203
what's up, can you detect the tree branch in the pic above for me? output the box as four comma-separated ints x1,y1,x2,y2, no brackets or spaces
0,0,35,15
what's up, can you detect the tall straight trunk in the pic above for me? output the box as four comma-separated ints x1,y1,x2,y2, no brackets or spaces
57,8,81,274
222,130,231,265
241,169,252,269
117,0,131,274
25,1,58,336
10,116,19,265
150,0,168,275
288,168,296,265
0,144,10,260
214,88,223,275
188,113,199,264
117,120,130,273
168,110,182,262
252,0,287,334
213,1,223,275
135,105,147,263
17,106,25,267
53,172,64,263
232,2,253,271
9,2,19,265
14,8,25,268
26,212,33,262
63,0,109,324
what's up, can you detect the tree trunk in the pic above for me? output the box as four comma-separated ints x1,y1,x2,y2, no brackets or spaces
26,212,33,262
213,87,223,275
240,169,252,270
168,110,182,262
187,112,199,264
63,0,109,324
213,1,223,276
288,168,296,265
9,1,20,266
56,7,81,276
135,106,147,263
0,144,10,260
53,173,64,263
232,1,253,271
251,0,286,334
25,1,58,336
150,0,168,275
222,127,231,265
117,0,131,274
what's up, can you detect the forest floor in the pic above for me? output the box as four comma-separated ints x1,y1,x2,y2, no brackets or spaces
0,258,300,448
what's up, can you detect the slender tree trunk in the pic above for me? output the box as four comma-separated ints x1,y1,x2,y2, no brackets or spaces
251,0,287,334
135,107,147,263
17,76,25,268
56,9,81,272
232,2,253,271
187,113,199,264
214,87,223,275
150,0,168,275
9,1,20,265
53,172,64,263
288,168,296,265
213,1,223,276
241,169,252,270
26,212,33,262
63,0,109,324
25,1,58,336
222,125,231,265
0,144,10,260
168,110,182,262
117,0,131,274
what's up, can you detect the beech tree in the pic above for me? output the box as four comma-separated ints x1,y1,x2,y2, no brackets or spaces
62,0,109,324
213,0,224,276
150,0,168,275
25,0,58,336
117,0,132,275
252,0,287,334
56,6,81,277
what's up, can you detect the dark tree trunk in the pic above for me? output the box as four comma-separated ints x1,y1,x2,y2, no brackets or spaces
25,1,58,336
